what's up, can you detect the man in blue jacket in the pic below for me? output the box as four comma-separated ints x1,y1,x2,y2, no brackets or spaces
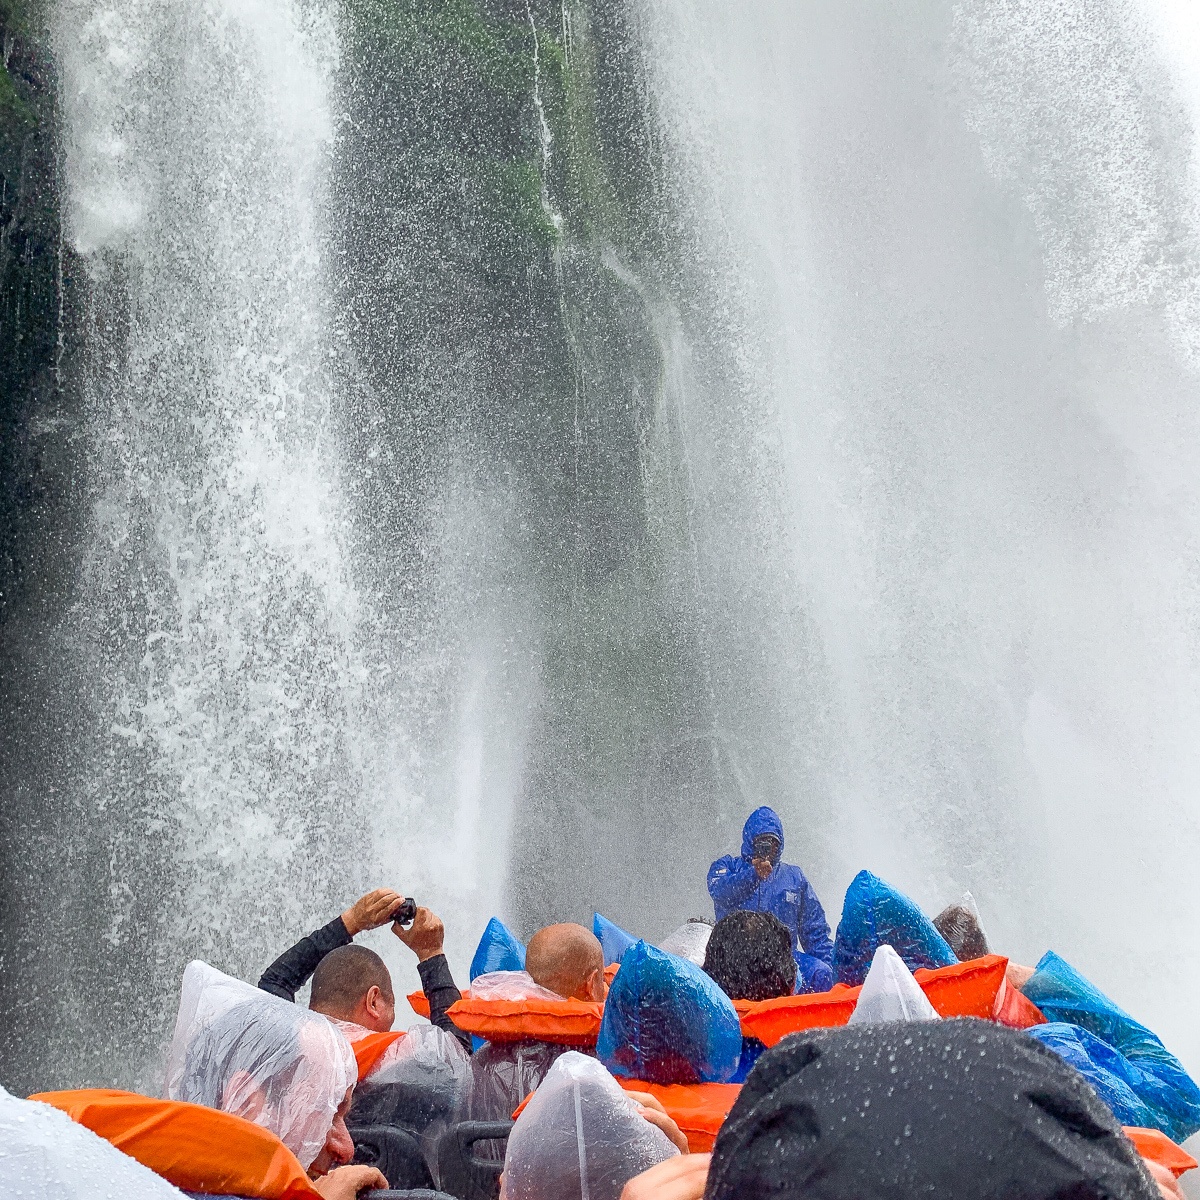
707,806,834,993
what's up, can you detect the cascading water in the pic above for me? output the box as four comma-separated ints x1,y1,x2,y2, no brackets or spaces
3,0,1200,1098
627,0,1200,1075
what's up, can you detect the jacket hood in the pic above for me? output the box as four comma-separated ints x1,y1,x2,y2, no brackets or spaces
740,807,784,858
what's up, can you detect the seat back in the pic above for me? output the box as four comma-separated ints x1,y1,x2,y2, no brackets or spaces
435,1121,513,1200
350,1079,459,1134
352,1124,435,1191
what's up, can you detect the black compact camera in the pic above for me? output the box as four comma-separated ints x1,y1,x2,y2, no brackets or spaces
393,897,418,927
751,835,781,864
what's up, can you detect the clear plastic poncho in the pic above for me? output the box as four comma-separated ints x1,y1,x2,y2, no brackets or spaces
847,944,941,1025
657,921,713,966
468,970,567,1003
0,1087,185,1200
501,1052,679,1200
163,959,356,1169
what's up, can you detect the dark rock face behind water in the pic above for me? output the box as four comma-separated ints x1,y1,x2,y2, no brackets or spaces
332,0,727,934
0,0,96,1092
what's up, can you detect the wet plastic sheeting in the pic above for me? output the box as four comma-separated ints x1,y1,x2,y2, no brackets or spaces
597,941,742,1085
846,944,940,1025
832,870,957,986
706,1019,1160,1200
163,960,356,1169
657,921,713,966
1027,1022,1171,1133
468,971,567,1003
1023,951,1200,1142
0,1087,186,1199
501,1052,678,1200
458,1040,572,1162
594,913,637,967
351,1024,470,1129
470,918,527,981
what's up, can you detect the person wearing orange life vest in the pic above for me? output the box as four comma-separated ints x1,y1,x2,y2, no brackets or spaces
462,922,610,1157
166,960,388,1200
258,889,471,1053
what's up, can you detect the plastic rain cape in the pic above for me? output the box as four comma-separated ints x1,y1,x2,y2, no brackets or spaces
502,1052,679,1200
0,1086,185,1200
598,941,742,1085
163,960,356,1169
657,921,713,966
471,917,527,981
847,944,941,1025
832,870,957,985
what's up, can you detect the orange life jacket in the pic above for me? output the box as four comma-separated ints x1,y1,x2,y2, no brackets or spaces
510,1077,740,1153
740,955,1044,1046
616,1080,741,1153
1123,1127,1198,1179
447,993,605,1046
350,1030,408,1080
29,1089,320,1199
408,966,618,1025
739,983,862,1046
990,975,1047,1030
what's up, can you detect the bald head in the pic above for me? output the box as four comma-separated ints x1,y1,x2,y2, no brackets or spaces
526,924,607,1002
309,944,396,1033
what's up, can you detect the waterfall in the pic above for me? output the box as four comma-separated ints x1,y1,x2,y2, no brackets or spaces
629,0,1200,1074
4,0,1200,1090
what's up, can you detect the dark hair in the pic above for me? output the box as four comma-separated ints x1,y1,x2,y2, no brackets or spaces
703,911,796,1002
311,944,393,1011
933,905,989,961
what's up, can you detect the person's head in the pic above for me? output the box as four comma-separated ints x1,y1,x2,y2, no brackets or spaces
704,1019,1160,1200
307,1084,356,1177
739,807,784,864
501,1052,679,1200
703,911,796,1002
166,961,357,1172
310,944,396,1033
526,923,607,1001
933,904,989,961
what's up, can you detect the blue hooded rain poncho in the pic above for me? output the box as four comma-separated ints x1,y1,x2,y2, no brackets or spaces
707,807,834,991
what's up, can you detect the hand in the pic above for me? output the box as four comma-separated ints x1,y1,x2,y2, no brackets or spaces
1141,1158,1186,1200
625,1090,690,1154
341,888,405,937
312,1164,388,1200
392,906,445,962
620,1154,711,1200
752,857,773,881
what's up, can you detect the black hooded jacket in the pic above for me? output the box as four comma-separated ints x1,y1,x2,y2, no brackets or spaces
705,1018,1160,1200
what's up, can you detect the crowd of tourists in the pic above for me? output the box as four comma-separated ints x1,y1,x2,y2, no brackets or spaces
4,805,1199,1200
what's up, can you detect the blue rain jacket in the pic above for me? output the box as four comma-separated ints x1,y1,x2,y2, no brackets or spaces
707,806,834,970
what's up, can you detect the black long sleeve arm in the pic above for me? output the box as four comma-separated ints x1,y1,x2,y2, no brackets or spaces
258,915,352,1002
417,952,471,1051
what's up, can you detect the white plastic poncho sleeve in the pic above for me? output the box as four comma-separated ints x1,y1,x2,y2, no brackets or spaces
847,944,941,1025
0,1087,186,1200
657,921,713,966
163,959,356,1169
501,1051,679,1200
